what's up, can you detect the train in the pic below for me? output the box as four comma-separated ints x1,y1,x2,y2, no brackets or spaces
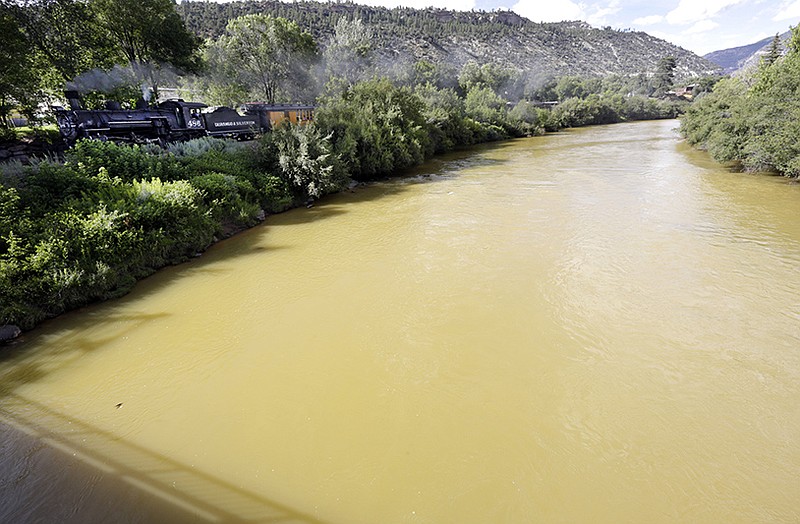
54,91,314,146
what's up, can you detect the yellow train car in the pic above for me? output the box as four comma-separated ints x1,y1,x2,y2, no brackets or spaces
240,103,314,131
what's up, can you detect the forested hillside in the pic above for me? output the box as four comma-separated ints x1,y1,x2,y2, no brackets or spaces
177,1,719,81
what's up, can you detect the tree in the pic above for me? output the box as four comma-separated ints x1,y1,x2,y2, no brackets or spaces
763,34,782,67
0,4,36,126
651,56,677,97
206,14,317,105
323,18,374,88
314,78,430,179
464,85,506,126
91,0,202,98
680,25,800,177
11,0,118,83
408,60,458,90
458,61,513,95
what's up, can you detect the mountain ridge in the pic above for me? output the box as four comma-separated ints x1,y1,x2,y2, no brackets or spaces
177,1,720,81
704,30,792,74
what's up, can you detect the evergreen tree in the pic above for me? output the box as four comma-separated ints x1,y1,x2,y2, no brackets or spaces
651,56,676,97
763,34,782,66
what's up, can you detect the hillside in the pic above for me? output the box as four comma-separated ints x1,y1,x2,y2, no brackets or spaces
177,1,719,80
704,30,791,74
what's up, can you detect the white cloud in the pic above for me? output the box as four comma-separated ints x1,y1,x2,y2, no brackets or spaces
632,15,664,26
666,0,747,25
773,0,800,21
685,19,719,33
586,0,622,26
511,0,584,23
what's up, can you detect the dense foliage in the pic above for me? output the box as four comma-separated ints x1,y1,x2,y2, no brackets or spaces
680,26,800,177
1,0,202,119
204,14,317,105
0,133,347,329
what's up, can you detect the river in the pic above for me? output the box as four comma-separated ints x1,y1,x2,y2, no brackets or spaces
1,120,799,523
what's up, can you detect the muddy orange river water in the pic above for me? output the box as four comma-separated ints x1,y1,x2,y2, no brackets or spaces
1,120,799,523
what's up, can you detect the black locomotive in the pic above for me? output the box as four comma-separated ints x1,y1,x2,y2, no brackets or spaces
55,91,314,146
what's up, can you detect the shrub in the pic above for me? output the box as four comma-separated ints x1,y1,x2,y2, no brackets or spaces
13,161,100,217
507,100,546,136
315,78,431,180
464,86,507,127
255,124,348,200
65,139,186,182
190,171,262,230
0,127,17,142
167,136,248,158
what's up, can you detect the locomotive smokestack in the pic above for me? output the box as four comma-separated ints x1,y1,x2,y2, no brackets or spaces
64,90,83,110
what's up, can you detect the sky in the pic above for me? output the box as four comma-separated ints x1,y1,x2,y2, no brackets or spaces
244,0,799,56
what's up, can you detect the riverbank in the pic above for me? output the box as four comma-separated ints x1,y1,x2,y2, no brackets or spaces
0,89,685,338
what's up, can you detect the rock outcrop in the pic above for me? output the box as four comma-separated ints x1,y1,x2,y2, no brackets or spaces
0,325,22,343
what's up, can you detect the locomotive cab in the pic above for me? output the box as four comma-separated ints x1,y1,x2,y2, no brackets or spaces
157,100,207,132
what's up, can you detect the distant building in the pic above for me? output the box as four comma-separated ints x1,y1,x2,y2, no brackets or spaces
669,84,698,99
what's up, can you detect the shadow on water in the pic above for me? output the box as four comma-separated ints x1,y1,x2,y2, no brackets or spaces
0,310,171,399
0,305,330,522
0,394,328,523
0,309,332,521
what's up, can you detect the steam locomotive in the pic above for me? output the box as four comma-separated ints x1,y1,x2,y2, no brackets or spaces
54,91,314,146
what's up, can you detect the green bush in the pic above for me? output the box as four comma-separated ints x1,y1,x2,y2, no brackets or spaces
464,86,508,128
66,139,186,182
254,124,348,201
166,136,248,158
13,161,100,217
507,101,546,136
190,171,262,230
0,127,18,142
315,78,431,180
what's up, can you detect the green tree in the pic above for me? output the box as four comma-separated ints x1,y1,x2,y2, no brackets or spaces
314,78,430,179
409,60,458,90
206,14,317,104
554,76,589,100
11,0,118,83
651,56,677,97
414,82,476,152
91,0,202,98
0,5,37,127
464,85,506,126
458,61,513,95
763,33,782,67
255,124,347,201
680,26,800,178
323,18,374,88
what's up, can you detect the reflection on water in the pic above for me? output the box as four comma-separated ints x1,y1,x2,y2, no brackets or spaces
1,120,799,523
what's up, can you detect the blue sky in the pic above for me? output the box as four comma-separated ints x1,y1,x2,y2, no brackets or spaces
305,0,800,55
